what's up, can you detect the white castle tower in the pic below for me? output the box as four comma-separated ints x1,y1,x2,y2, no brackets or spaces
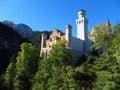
76,10,89,53
76,10,88,41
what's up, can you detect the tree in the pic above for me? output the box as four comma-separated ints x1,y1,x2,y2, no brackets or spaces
32,39,80,90
48,39,72,65
89,19,113,51
90,24,120,89
112,25,120,63
3,55,16,90
91,53,120,90
0,22,28,75
14,43,39,90
75,55,96,90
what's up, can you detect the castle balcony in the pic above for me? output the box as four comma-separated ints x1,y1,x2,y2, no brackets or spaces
41,48,52,55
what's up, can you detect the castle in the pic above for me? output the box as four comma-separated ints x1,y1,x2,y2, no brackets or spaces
40,10,92,62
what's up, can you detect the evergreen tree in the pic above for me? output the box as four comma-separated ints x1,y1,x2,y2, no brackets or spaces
90,24,120,89
75,55,96,90
112,25,120,64
14,43,39,90
32,39,80,90
91,51,120,89
3,55,16,90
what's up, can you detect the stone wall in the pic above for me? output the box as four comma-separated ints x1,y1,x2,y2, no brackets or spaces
70,36,84,53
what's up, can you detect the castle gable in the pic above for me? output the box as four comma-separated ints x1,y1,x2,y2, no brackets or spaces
44,29,65,48
50,29,65,38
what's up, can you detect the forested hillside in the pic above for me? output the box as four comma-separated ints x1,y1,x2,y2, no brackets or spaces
0,22,51,75
0,21,120,90
0,22,28,74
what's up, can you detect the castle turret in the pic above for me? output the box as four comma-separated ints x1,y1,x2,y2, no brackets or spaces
76,10,88,41
40,33,47,54
66,24,72,47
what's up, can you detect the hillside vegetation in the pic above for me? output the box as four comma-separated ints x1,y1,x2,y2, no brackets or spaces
0,21,120,90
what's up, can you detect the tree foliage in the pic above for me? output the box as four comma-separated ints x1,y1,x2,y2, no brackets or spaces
0,22,27,74
1,20,120,90
89,19,113,51
14,43,39,90
3,55,16,90
89,22,120,89
32,39,80,90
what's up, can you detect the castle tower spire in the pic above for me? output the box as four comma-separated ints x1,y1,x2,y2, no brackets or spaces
106,18,111,33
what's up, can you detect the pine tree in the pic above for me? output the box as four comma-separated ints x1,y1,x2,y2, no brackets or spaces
90,24,120,89
14,43,39,90
3,55,16,90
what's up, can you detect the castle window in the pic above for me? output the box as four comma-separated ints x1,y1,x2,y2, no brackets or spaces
82,20,83,23
49,45,51,48
76,21,79,24
50,38,52,42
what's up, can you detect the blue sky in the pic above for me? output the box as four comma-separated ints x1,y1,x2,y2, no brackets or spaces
0,0,120,36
